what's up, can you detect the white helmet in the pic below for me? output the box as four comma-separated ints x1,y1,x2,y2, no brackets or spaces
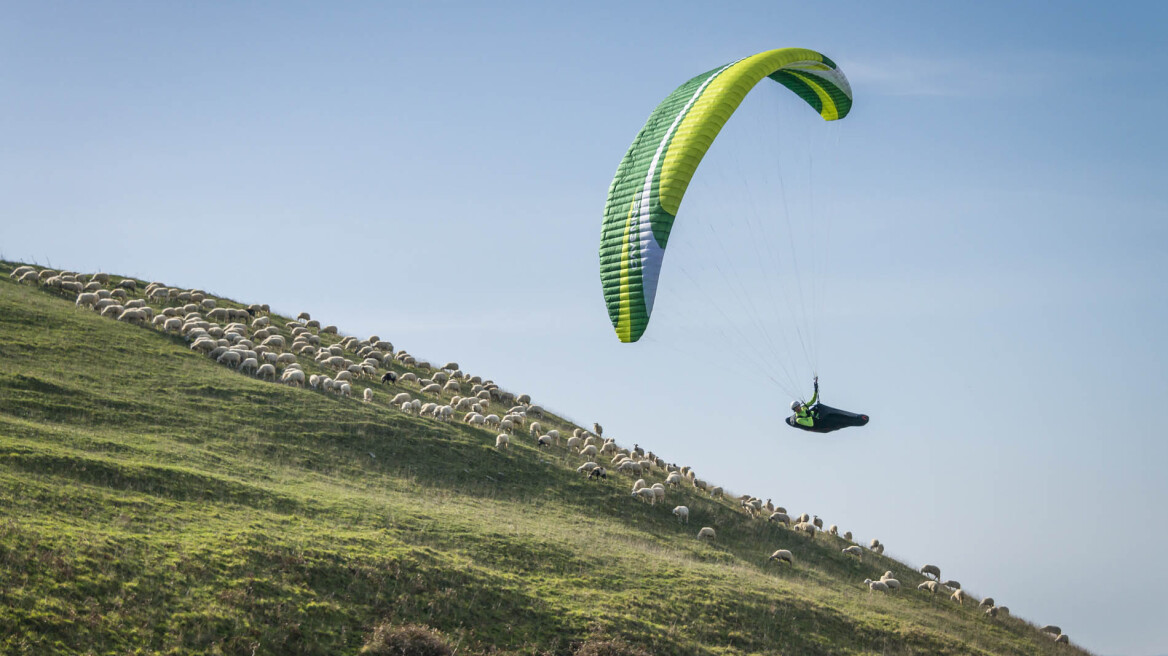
790,400,802,412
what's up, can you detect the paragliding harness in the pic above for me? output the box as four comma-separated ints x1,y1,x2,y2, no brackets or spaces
786,379,870,434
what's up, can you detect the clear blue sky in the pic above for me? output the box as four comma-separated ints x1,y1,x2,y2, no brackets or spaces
3,2,1166,654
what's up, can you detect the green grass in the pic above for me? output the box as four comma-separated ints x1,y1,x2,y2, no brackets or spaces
0,261,1089,655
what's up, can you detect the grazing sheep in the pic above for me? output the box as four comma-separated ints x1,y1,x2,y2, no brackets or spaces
10,266,34,278
664,472,683,487
495,434,509,450
828,524,838,536
1040,626,1061,636
380,371,399,384
985,607,998,618
566,436,583,450
842,546,863,560
217,351,242,366
918,581,939,593
769,512,791,526
881,578,901,592
673,506,689,523
632,488,656,504
996,606,1009,616
75,292,98,308
616,460,642,475
579,444,599,457
844,531,853,541
631,479,647,492
401,401,416,415
979,597,995,608
239,357,260,375
869,538,880,549
588,467,607,480
1054,634,1069,645
709,486,723,498
793,522,817,538
697,527,715,540
769,549,794,565
864,579,889,593
281,369,305,387
951,589,966,605
577,462,599,474
537,435,552,448
941,580,961,591
363,388,373,402
920,564,941,580
812,515,823,529
256,363,277,380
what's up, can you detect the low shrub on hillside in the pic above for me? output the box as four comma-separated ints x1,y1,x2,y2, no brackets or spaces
360,623,453,656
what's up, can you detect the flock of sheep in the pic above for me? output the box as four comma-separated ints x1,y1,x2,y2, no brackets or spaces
7,263,1076,650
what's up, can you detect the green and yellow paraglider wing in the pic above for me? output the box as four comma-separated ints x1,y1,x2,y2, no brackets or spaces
599,47,852,343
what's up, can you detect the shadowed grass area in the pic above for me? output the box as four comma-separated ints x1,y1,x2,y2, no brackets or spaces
0,261,1089,655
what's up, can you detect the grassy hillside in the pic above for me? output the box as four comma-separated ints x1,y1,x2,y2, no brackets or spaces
0,261,1087,656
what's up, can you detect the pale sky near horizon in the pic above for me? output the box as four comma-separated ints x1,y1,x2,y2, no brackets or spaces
3,2,1167,654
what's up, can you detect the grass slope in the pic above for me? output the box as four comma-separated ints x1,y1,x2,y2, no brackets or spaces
0,262,1087,656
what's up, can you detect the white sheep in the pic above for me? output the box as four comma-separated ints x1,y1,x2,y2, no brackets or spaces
632,488,656,504
951,589,966,604
920,564,941,580
281,369,305,387
537,435,552,448
881,578,901,592
1040,625,1062,636
576,462,598,474
697,527,716,540
672,506,689,523
363,388,373,402
918,581,939,594
769,512,791,526
769,549,794,565
842,545,863,560
664,472,683,487
864,579,889,593
631,479,647,492
256,363,277,380
495,434,509,450
579,444,599,457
